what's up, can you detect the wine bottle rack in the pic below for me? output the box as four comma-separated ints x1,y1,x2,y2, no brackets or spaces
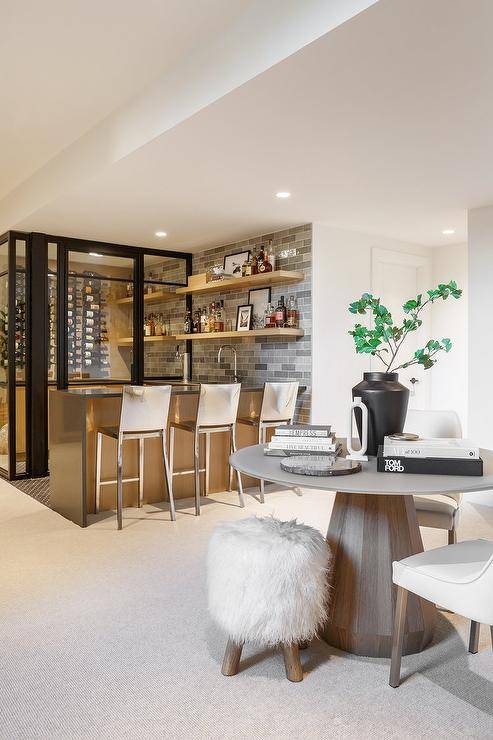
67,273,110,379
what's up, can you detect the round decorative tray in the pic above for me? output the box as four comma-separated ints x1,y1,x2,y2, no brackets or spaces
280,456,362,477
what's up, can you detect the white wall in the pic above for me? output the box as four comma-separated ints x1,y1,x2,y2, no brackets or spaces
311,223,468,435
430,243,468,432
468,206,493,447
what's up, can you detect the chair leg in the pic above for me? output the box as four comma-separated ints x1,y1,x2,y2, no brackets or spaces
162,432,176,522
469,620,480,653
205,432,210,496
194,429,201,516
231,425,245,508
282,643,303,682
221,639,243,676
448,527,457,545
169,427,175,476
138,437,144,508
258,425,265,503
95,431,102,513
116,436,123,530
389,586,408,688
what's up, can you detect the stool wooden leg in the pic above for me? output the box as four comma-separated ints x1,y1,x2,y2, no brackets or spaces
282,643,303,682
448,528,457,545
389,586,408,687
469,620,480,653
162,432,176,522
116,435,124,531
194,429,201,516
231,425,245,508
138,437,144,508
95,432,102,513
221,639,243,676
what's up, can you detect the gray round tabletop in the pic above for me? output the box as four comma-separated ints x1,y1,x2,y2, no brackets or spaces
230,444,493,496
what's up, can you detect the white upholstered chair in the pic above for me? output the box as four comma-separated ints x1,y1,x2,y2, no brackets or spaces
405,409,463,544
95,385,174,529
169,383,244,515
237,381,299,502
390,539,493,687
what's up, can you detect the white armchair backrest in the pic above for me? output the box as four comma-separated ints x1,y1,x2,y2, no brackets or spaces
260,381,299,423
404,409,463,505
119,385,172,433
196,383,241,427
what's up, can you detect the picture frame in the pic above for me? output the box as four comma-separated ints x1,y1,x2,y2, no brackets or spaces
248,287,271,328
236,304,253,332
223,250,250,277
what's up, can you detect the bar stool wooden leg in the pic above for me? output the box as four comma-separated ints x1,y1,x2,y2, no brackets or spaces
162,432,176,522
95,431,102,513
138,437,144,508
205,432,210,496
231,425,245,508
282,643,303,682
469,620,480,653
221,639,243,676
116,435,124,530
194,429,201,516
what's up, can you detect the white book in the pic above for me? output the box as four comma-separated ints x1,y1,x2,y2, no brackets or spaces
383,437,479,459
270,435,339,449
269,439,341,452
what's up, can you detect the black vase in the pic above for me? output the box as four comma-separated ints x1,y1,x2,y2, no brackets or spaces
352,372,409,457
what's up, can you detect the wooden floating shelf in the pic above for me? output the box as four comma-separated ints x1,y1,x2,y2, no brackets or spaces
175,270,303,296
175,328,304,341
115,290,179,305
118,335,178,346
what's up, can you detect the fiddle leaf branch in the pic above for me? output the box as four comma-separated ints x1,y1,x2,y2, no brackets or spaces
348,281,462,373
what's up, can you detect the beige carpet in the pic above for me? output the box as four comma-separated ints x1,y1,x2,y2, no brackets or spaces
1,479,493,740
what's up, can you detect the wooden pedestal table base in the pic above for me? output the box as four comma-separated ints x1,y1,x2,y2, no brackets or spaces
324,492,437,658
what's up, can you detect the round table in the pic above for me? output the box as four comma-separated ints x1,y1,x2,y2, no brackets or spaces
230,444,493,658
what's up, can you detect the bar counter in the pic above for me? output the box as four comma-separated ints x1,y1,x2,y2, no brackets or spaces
49,383,305,526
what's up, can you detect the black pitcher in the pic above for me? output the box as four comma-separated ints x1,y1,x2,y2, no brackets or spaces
352,372,409,456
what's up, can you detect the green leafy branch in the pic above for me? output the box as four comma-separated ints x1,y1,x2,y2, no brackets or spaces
348,281,462,373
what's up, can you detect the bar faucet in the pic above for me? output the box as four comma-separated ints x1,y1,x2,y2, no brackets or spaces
175,345,191,382
217,345,239,382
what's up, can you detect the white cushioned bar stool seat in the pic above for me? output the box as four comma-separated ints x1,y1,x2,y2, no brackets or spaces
389,539,493,687
405,409,463,544
207,516,331,682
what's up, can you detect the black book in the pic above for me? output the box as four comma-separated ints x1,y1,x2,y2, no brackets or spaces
377,446,483,476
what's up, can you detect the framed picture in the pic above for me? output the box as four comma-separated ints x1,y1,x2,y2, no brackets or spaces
236,304,253,332
223,250,250,277
248,287,271,329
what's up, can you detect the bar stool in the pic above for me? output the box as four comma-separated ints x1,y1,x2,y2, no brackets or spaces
169,383,244,515
237,381,299,502
95,385,175,530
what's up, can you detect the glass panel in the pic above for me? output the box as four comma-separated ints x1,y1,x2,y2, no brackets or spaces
15,239,27,475
67,251,134,382
0,241,8,474
48,243,57,382
142,253,187,378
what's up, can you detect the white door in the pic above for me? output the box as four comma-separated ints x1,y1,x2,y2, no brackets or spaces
371,247,432,410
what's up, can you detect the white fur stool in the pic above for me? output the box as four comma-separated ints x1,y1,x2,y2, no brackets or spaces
207,516,331,682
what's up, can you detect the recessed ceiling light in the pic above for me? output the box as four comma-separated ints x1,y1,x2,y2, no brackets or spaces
442,229,455,235
89,252,103,257
155,231,167,238
275,192,291,199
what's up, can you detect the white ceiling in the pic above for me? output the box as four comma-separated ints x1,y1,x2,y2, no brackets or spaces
3,0,492,249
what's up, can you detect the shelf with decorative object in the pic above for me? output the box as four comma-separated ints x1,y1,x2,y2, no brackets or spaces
114,289,179,305
118,335,178,347
175,270,303,296
174,328,304,341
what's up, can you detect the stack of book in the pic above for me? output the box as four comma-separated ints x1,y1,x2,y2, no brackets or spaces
264,424,341,458
377,437,483,476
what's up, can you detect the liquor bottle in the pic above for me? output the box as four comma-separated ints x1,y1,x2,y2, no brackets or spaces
200,307,206,333
144,317,151,337
242,256,253,277
204,305,210,333
251,246,259,275
155,314,163,336
275,296,286,328
258,247,272,273
215,300,224,332
193,310,200,333
267,239,276,271
286,295,299,328
264,302,274,328
184,309,193,334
